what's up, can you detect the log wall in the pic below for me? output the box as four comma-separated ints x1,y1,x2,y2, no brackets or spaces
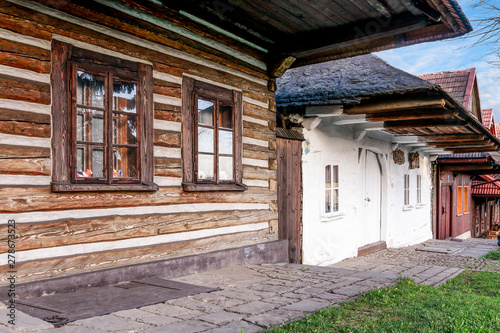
0,0,278,285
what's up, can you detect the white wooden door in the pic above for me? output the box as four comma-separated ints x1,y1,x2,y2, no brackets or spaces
363,150,382,246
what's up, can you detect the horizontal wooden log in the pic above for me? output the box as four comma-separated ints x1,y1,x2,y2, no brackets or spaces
243,126,275,142
0,145,50,158
0,11,52,41
0,37,50,60
0,187,276,213
243,165,276,181
242,90,272,105
0,157,50,175
153,84,181,99
154,104,182,123
344,98,447,115
0,51,50,74
243,102,276,121
0,230,274,285
0,120,50,137
421,134,486,143
0,75,50,104
367,109,457,122
243,145,277,160
153,129,181,148
0,209,277,252
0,108,50,124
154,157,181,168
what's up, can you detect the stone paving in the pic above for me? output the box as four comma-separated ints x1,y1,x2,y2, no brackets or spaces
1,238,499,333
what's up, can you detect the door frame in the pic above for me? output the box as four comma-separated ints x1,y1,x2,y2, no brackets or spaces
360,148,388,247
437,183,453,239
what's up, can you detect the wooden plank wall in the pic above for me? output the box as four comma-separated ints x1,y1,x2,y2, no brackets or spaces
276,138,302,263
0,0,278,285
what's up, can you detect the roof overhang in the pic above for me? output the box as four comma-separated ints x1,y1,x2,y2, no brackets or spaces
282,88,500,156
163,0,471,76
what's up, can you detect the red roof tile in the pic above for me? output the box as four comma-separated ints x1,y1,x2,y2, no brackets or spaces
472,175,500,196
482,108,493,128
417,69,475,110
496,124,500,139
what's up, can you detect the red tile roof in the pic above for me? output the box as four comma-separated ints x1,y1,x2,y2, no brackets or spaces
496,124,500,139
418,69,475,110
472,175,500,196
482,108,493,128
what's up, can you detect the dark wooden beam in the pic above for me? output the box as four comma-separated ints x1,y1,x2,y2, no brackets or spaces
275,13,428,58
449,147,499,153
366,109,456,122
421,134,486,143
432,141,495,148
344,98,446,115
383,118,466,129
440,164,496,173
269,56,296,78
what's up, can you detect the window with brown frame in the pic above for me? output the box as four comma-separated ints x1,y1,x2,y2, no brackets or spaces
457,186,463,215
182,77,245,191
50,40,157,192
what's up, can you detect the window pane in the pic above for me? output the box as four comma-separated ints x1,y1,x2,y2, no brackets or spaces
75,144,104,178
325,165,331,189
113,114,137,145
325,189,331,213
198,99,214,126
219,130,233,155
77,71,105,108
219,104,233,129
333,189,339,212
332,165,339,188
92,148,104,178
198,153,214,180
113,80,137,113
76,109,104,143
219,156,233,181
198,127,214,153
113,147,138,178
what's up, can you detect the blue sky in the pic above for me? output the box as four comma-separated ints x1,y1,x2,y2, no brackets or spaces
375,0,500,119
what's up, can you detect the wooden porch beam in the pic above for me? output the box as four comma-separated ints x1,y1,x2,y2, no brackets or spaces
269,56,296,78
440,164,495,172
383,119,466,129
279,13,428,58
449,147,498,153
366,109,457,122
432,141,496,148
344,98,446,115
421,134,486,143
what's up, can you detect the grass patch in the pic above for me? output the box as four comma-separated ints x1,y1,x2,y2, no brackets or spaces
267,271,500,333
482,248,500,261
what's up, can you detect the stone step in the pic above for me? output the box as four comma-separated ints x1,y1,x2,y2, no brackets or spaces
357,241,387,257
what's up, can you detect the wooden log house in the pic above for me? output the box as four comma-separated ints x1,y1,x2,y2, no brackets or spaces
0,0,474,288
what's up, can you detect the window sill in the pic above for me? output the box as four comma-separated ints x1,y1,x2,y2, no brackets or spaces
182,182,247,192
51,182,159,192
402,205,414,211
415,203,426,209
321,212,345,222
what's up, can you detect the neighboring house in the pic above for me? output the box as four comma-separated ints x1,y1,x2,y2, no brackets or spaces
425,69,500,239
482,109,496,136
0,0,473,289
471,173,500,237
276,55,500,266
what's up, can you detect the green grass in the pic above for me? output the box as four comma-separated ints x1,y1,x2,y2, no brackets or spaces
266,271,500,333
482,248,500,261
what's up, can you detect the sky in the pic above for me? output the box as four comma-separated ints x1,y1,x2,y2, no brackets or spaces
375,0,500,119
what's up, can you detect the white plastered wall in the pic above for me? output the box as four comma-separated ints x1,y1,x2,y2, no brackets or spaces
301,120,433,266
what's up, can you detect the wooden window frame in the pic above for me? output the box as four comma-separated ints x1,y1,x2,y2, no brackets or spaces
51,40,157,192
464,186,469,214
181,77,245,191
324,163,340,216
457,186,463,215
